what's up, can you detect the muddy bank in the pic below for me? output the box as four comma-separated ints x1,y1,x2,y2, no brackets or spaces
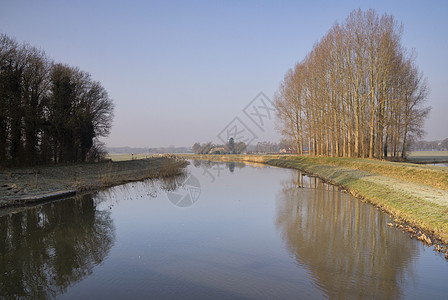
0,156,188,208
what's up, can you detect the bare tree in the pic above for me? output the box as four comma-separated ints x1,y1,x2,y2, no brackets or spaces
274,9,430,160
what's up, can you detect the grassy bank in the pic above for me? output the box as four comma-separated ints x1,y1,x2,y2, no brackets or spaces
0,156,188,208
181,154,448,253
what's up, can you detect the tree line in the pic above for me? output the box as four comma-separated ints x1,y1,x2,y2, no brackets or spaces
275,9,430,159
0,34,114,167
410,139,448,151
192,139,247,154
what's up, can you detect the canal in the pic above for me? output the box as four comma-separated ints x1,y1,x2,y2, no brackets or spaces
1,160,447,299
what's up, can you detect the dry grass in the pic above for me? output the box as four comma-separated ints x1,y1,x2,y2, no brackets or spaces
107,153,152,161
0,156,188,207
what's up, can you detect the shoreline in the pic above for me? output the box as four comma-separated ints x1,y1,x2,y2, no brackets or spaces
180,154,448,259
0,156,188,208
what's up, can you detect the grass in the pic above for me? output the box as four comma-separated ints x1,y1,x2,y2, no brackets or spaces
0,155,188,207
107,153,153,161
180,153,448,249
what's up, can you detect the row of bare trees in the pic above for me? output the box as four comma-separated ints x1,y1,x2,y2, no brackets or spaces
275,9,430,159
0,34,114,166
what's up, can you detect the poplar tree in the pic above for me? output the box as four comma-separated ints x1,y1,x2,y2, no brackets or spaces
275,9,430,159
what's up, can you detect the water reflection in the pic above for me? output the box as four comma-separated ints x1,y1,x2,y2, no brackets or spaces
3,163,443,299
191,160,246,184
0,194,115,299
429,163,448,167
96,172,189,207
276,171,419,299
192,160,245,170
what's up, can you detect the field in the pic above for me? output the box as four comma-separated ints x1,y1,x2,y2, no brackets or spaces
407,151,448,163
107,153,154,161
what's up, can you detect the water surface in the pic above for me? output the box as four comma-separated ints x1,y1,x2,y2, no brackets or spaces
430,163,448,167
1,161,447,299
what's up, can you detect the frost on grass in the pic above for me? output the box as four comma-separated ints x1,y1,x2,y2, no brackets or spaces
363,175,448,207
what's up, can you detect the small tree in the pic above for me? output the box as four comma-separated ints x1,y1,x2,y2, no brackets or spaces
192,142,201,154
228,137,235,154
235,141,246,154
200,142,213,154
86,139,108,162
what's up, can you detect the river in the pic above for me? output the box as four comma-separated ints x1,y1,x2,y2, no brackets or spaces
1,160,447,299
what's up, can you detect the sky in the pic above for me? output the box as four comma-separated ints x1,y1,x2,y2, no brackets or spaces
1,0,447,148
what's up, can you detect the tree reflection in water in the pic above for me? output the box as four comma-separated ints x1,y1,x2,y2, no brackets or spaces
0,172,189,299
0,194,115,299
191,160,246,173
276,171,418,299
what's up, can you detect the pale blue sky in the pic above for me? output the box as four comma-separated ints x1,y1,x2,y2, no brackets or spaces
1,0,447,147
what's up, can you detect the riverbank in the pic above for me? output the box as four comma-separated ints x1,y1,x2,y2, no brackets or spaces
0,156,188,208
180,154,448,257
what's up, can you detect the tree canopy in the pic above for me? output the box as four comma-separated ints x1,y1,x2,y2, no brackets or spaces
0,34,114,166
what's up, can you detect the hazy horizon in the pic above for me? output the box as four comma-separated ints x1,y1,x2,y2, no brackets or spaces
1,0,447,148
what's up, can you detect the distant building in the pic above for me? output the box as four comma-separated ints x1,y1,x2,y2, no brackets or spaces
280,147,295,154
209,147,227,154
